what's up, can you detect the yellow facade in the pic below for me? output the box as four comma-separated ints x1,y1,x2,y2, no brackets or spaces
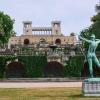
8,21,77,48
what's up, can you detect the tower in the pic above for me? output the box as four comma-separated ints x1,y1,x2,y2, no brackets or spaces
95,0,100,13
51,21,61,35
23,21,32,35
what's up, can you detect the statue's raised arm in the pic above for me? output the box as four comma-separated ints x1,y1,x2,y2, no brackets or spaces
78,35,91,43
95,39,100,43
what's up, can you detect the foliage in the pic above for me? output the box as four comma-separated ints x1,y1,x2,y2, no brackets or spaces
80,13,100,50
91,13,100,38
0,55,85,78
18,56,47,77
0,11,14,46
80,28,91,50
0,56,17,78
64,55,84,77
0,55,47,78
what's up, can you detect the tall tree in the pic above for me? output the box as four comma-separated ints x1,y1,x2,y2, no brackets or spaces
80,13,100,51
0,12,14,47
91,13,100,38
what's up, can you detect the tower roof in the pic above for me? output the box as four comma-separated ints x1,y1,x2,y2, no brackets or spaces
51,21,61,24
23,21,32,24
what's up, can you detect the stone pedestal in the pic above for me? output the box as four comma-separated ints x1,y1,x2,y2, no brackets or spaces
82,78,100,96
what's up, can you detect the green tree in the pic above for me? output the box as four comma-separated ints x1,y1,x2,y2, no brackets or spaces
80,13,100,51
0,12,14,47
91,13,100,38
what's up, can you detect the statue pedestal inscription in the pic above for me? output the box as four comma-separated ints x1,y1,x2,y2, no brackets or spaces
82,78,100,96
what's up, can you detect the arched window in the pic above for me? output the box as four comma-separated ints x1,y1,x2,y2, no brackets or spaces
24,39,30,45
55,38,61,44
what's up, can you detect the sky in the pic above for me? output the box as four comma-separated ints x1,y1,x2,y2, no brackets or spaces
0,0,99,36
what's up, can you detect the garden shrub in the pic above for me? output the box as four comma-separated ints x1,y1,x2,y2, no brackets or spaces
18,55,47,77
64,55,84,77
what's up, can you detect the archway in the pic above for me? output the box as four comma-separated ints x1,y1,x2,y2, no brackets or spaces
6,61,26,78
43,61,64,77
55,38,61,44
24,39,30,45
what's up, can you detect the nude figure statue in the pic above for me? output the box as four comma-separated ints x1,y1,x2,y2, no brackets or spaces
79,34,100,77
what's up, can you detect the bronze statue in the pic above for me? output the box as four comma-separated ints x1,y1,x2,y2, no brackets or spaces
79,34,100,77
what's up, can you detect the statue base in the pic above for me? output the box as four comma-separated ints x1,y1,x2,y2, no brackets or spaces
82,78,100,96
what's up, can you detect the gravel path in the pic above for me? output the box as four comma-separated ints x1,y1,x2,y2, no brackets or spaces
0,82,82,88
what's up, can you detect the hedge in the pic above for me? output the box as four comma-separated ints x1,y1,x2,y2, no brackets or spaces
0,55,85,78
64,55,84,77
18,56,47,77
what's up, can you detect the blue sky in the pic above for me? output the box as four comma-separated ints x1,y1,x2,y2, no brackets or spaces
0,0,99,36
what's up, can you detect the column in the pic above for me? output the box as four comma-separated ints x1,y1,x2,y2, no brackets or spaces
46,31,47,35
33,31,35,35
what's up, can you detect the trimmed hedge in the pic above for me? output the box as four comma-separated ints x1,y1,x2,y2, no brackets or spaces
0,55,85,78
64,56,84,77
18,56,47,77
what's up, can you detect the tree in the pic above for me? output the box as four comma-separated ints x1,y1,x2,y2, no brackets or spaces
91,13,100,38
0,12,14,47
80,13,100,51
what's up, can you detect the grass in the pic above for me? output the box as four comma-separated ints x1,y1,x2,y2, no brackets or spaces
0,88,100,100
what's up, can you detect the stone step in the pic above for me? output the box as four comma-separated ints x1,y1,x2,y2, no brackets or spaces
0,77,84,82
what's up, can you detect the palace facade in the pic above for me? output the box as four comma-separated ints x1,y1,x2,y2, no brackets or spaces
8,21,77,48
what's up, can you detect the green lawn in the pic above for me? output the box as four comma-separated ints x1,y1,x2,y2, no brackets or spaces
0,88,99,100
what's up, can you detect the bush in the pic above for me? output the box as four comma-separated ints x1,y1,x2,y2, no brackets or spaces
64,55,84,77
18,56,47,77
0,55,85,78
